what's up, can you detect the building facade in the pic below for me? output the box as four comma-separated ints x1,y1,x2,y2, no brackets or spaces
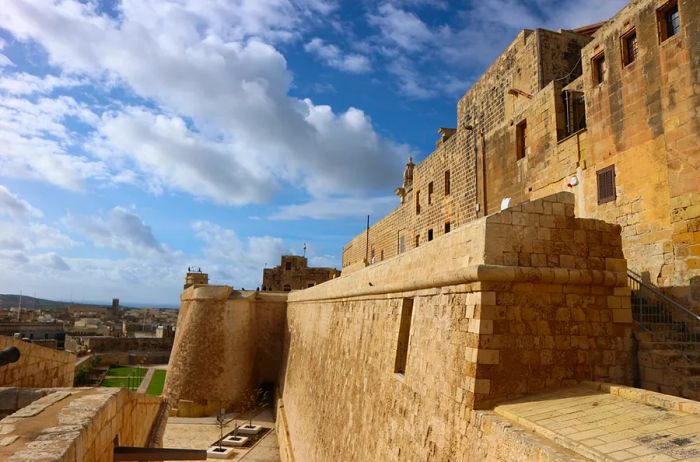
262,255,340,292
342,0,700,309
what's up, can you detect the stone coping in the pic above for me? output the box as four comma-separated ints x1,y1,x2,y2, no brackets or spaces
288,264,627,303
181,286,289,302
580,381,700,416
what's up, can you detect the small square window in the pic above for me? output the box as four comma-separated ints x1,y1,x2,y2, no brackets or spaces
658,1,680,42
427,229,433,241
444,222,451,234
444,170,451,195
597,165,616,204
592,52,606,84
621,29,638,66
516,120,527,160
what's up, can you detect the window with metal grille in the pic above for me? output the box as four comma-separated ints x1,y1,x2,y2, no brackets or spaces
592,52,606,84
658,1,680,42
399,235,405,254
622,29,638,66
597,165,616,204
428,182,433,204
394,298,414,375
444,222,451,234
444,170,450,195
516,120,527,160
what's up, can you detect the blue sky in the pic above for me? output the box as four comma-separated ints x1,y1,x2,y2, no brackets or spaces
0,0,626,305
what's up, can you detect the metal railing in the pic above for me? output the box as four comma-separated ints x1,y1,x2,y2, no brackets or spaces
628,269,700,349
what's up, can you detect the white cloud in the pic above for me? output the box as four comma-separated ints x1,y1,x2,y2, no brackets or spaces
269,195,396,220
0,73,83,95
304,38,371,73
0,95,105,190
368,4,433,52
0,184,43,220
0,55,13,67
0,0,406,204
193,221,288,288
65,206,168,258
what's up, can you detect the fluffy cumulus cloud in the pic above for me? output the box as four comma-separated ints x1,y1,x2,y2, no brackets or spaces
192,221,288,288
304,38,371,73
0,0,406,206
65,206,168,258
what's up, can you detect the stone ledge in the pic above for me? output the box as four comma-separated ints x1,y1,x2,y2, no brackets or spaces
581,381,700,415
289,264,627,303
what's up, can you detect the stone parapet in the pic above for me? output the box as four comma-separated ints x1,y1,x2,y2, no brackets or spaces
0,336,75,388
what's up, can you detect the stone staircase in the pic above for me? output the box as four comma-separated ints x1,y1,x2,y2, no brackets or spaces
629,269,700,400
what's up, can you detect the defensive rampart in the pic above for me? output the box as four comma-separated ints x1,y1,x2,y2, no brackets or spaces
0,336,75,388
277,192,635,461
164,289,287,417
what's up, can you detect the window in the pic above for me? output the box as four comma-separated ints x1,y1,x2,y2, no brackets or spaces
415,234,420,248
283,284,291,292
381,249,384,261
597,165,616,204
428,182,433,204
444,222,451,234
399,235,405,254
592,52,606,84
428,229,433,241
658,0,680,42
444,170,451,195
416,191,421,214
394,298,414,375
516,120,527,160
621,29,638,66
563,91,587,136
285,261,292,271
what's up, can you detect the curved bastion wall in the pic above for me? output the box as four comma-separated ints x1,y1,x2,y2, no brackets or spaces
163,285,287,417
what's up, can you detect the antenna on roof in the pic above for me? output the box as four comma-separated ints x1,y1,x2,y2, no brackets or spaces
303,243,307,257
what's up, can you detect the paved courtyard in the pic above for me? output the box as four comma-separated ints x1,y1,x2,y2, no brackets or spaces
163,408,280,461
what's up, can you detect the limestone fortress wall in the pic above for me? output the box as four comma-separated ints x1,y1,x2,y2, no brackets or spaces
275,192,634,461
163,288,286,417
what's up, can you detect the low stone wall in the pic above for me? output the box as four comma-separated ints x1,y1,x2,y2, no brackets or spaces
636,332,700,401
278,193,634,461
0,387,164,461
0,336,75,388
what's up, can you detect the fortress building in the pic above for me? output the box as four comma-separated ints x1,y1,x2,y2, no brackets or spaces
343,0,699,311
162,0,700,461
262,255,340,292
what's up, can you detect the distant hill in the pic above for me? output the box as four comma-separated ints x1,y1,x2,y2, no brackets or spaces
0,294,111,310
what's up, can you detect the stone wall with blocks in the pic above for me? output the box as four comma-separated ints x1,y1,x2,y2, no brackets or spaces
277,193,634,461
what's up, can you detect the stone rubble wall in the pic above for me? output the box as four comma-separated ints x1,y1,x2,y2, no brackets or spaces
278,193,633,461
0,336,75,388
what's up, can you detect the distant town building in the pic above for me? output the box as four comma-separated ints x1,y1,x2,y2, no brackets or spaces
262,255,340,292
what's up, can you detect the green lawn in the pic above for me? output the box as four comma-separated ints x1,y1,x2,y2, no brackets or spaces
101,366,147,389
146,370,167,396
106,366,139,377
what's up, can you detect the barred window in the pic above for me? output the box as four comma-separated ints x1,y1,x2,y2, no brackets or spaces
597,165,616,204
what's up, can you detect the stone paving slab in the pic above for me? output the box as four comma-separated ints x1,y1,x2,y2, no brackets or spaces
495,385,700,461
